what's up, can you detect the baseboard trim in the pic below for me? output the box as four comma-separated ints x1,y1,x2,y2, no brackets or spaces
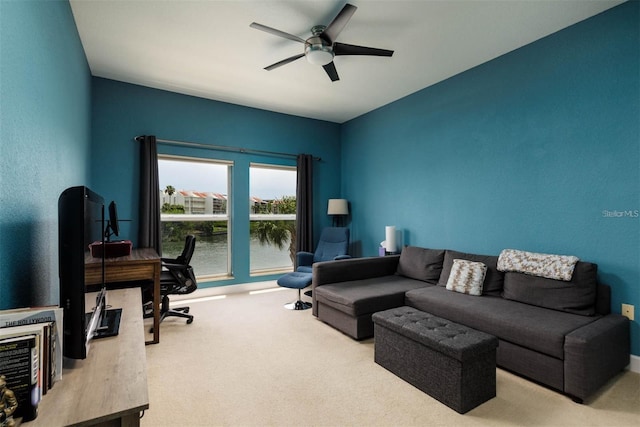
629,354,640,373
171,281,280,301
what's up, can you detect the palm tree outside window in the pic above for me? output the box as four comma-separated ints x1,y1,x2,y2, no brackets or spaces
249,163,297,276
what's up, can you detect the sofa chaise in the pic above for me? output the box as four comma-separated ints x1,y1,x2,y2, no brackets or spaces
311,246,630,402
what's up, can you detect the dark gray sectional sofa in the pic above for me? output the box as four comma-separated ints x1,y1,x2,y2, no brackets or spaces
311,246,630,403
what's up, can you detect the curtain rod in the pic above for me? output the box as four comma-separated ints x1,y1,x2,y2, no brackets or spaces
133,136,321,161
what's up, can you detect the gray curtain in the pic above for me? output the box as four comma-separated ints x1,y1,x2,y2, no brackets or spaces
138,135,162,255
296,154,314,256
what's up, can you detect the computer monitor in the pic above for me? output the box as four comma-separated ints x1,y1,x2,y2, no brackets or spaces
105,201,120,242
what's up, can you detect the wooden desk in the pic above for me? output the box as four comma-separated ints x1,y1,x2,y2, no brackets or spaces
85,248,161,345
31,288,149,426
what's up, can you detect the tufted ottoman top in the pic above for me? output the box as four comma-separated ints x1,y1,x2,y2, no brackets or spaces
373,306,498,362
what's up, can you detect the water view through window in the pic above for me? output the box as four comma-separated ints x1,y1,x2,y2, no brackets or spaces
158,157,296,279
160,228,294,277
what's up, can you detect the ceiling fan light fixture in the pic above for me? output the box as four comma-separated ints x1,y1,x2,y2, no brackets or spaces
305,43,334,66
251,4,394,81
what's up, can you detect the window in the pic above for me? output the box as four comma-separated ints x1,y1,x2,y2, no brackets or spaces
158,156,232,279
249,163,297,275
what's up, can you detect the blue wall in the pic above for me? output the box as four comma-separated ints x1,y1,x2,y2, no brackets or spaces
1,0,637,357
0,1,92,309
341,2,639,355
90,78,341,286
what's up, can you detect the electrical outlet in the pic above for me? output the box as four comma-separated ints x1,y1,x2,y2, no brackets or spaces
621,304,634,321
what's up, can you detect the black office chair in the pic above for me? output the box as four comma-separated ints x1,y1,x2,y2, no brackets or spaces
159,234,198,324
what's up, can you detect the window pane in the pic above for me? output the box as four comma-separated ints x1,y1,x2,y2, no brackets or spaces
249,165,296,275
159,157,231,278
161,221,229,276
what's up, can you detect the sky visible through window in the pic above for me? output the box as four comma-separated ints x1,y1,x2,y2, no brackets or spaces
159,158,296,199
250,165,296,200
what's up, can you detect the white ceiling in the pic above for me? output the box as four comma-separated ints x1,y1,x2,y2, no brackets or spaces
70,0,623,124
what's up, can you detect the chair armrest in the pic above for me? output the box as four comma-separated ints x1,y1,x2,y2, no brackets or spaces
564,314,630,401
297,251,314,267
162,262,189,273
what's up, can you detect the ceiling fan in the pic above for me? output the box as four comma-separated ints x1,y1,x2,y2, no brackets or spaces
250,3,394,82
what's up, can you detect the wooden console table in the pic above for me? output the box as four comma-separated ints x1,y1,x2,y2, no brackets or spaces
85,248,161,345
31,288,149,426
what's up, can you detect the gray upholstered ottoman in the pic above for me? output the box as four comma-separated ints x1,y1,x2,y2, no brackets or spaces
372,306,498,413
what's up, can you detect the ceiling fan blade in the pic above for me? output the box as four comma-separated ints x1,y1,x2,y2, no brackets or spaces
334,42,394,57
264,54,305,71
250,22,306,44
320,3,357,44
323,62,340,82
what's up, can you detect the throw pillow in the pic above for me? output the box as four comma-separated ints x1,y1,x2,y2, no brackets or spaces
445,259,487,296
438,250,504,295
396,246,445,284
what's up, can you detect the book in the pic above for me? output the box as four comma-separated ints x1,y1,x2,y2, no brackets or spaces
41,323,50,394
0,323,46,403
0,306,63,386
0,334,39,422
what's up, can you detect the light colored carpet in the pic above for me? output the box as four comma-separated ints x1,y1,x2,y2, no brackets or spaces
142,287,639,427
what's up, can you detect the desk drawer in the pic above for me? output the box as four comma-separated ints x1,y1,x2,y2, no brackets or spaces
85,264,158,286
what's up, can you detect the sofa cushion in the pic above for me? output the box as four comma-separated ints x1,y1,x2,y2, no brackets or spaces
446,259,487,296
405,286,599,359
396,246,445,283
315,275,429,317
501,261,598,316
438,250,504,296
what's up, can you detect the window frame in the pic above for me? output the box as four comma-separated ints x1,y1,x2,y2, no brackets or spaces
249,162,297,276
158,154,233,280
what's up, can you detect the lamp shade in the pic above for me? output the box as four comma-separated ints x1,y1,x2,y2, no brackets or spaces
327,199,349,215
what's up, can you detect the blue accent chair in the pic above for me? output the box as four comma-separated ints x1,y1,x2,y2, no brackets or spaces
296,227,351,273
277,227,351,310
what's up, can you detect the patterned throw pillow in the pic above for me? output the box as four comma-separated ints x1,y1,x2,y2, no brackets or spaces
445,259,487,296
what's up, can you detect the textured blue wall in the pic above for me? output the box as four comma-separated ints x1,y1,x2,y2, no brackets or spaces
1,0,636,357
0,1,91,309
341,2,639,354
90,78,341,286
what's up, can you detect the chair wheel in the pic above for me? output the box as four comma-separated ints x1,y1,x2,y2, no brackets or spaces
187,318,194,324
